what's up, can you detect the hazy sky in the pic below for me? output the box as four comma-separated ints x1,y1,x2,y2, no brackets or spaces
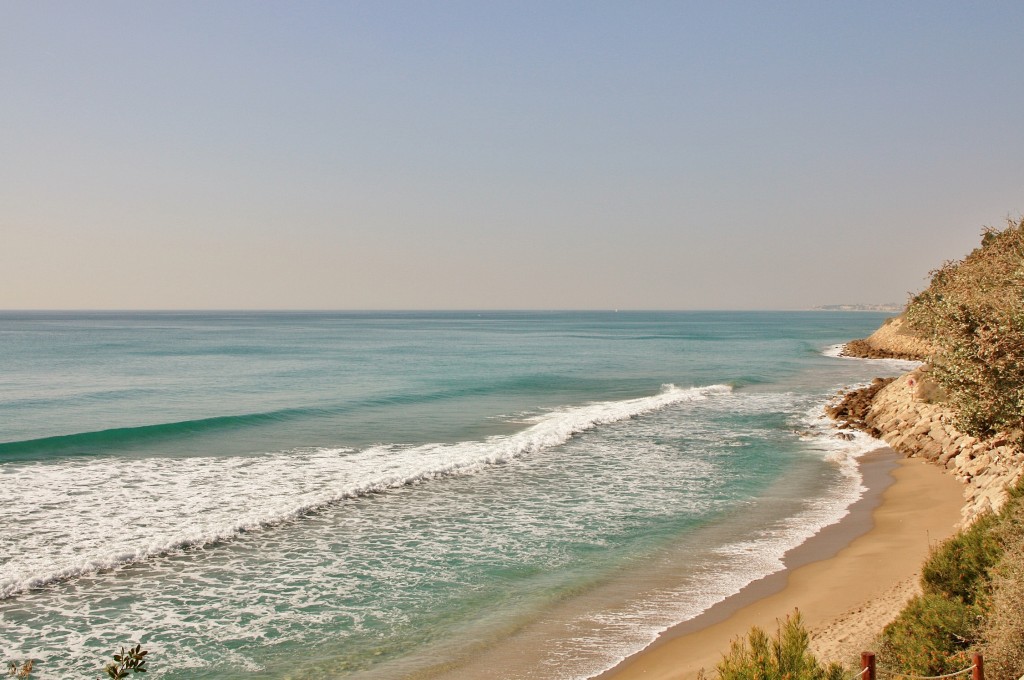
3,1,1023,310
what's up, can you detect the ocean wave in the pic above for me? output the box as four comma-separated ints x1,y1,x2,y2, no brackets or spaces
0,383,730,600
0,410,312,458
0,375,650,458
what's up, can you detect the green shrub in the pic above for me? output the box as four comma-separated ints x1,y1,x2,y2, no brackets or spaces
880,593,980,677
714,611,845,680
104,644,148,679
905,217,1024,443
921,511,1001,606
3,643,151,679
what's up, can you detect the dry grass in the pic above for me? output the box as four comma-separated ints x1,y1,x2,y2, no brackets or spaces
977,486,1024,679
5,660,33,679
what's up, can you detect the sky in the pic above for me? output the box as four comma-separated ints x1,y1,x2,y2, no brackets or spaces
2,1,1023,310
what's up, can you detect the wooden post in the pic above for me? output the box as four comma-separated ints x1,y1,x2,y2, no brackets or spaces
861,652,876,680
972,653,984,680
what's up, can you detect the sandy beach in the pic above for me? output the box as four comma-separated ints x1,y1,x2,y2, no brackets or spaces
596,449,964,679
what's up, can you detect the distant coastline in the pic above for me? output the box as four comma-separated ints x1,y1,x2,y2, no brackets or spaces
812,303,904,312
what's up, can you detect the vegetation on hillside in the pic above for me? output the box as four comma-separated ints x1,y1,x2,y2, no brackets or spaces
862,220,1024,677
880,481,1024,679
906,217,1024,443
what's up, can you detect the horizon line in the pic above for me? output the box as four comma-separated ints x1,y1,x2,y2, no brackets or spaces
0,307,900,314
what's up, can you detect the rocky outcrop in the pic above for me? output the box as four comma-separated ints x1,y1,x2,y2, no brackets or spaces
842,316,933,361
826,377,896,436
860,368,1024,525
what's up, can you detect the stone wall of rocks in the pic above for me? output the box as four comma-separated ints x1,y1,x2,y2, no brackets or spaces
864,368,1024,525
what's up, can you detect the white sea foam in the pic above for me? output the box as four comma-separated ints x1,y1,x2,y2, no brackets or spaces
822,343,923,371
0,383,730,600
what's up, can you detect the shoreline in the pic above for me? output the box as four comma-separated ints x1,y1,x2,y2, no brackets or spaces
594,449,964,679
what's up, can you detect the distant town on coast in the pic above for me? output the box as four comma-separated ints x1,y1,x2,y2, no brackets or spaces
813,303,904,312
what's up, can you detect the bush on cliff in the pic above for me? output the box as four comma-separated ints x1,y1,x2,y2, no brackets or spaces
981,543,1024,680
920,511,1001,606
880,593,979,677
905,217,1024,443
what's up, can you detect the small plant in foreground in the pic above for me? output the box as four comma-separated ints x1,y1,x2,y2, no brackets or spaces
104,644,148,679
714,610,844,680
5,660,33,679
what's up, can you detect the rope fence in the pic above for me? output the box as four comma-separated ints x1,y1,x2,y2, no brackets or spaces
858,653,984,680
880,666,976,679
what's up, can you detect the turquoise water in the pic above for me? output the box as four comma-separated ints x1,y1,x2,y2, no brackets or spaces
0,311,915,679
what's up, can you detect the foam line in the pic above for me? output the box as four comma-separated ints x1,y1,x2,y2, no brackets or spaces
1,384,730,600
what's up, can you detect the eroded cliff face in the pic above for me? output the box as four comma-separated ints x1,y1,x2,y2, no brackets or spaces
842,316,933,361
860,369,1023,525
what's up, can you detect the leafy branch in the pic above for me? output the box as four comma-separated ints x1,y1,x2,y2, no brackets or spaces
104,644,148,679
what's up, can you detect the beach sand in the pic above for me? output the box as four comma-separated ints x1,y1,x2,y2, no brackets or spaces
595,449,964,679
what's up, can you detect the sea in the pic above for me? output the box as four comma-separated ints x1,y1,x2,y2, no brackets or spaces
0,311,919,679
